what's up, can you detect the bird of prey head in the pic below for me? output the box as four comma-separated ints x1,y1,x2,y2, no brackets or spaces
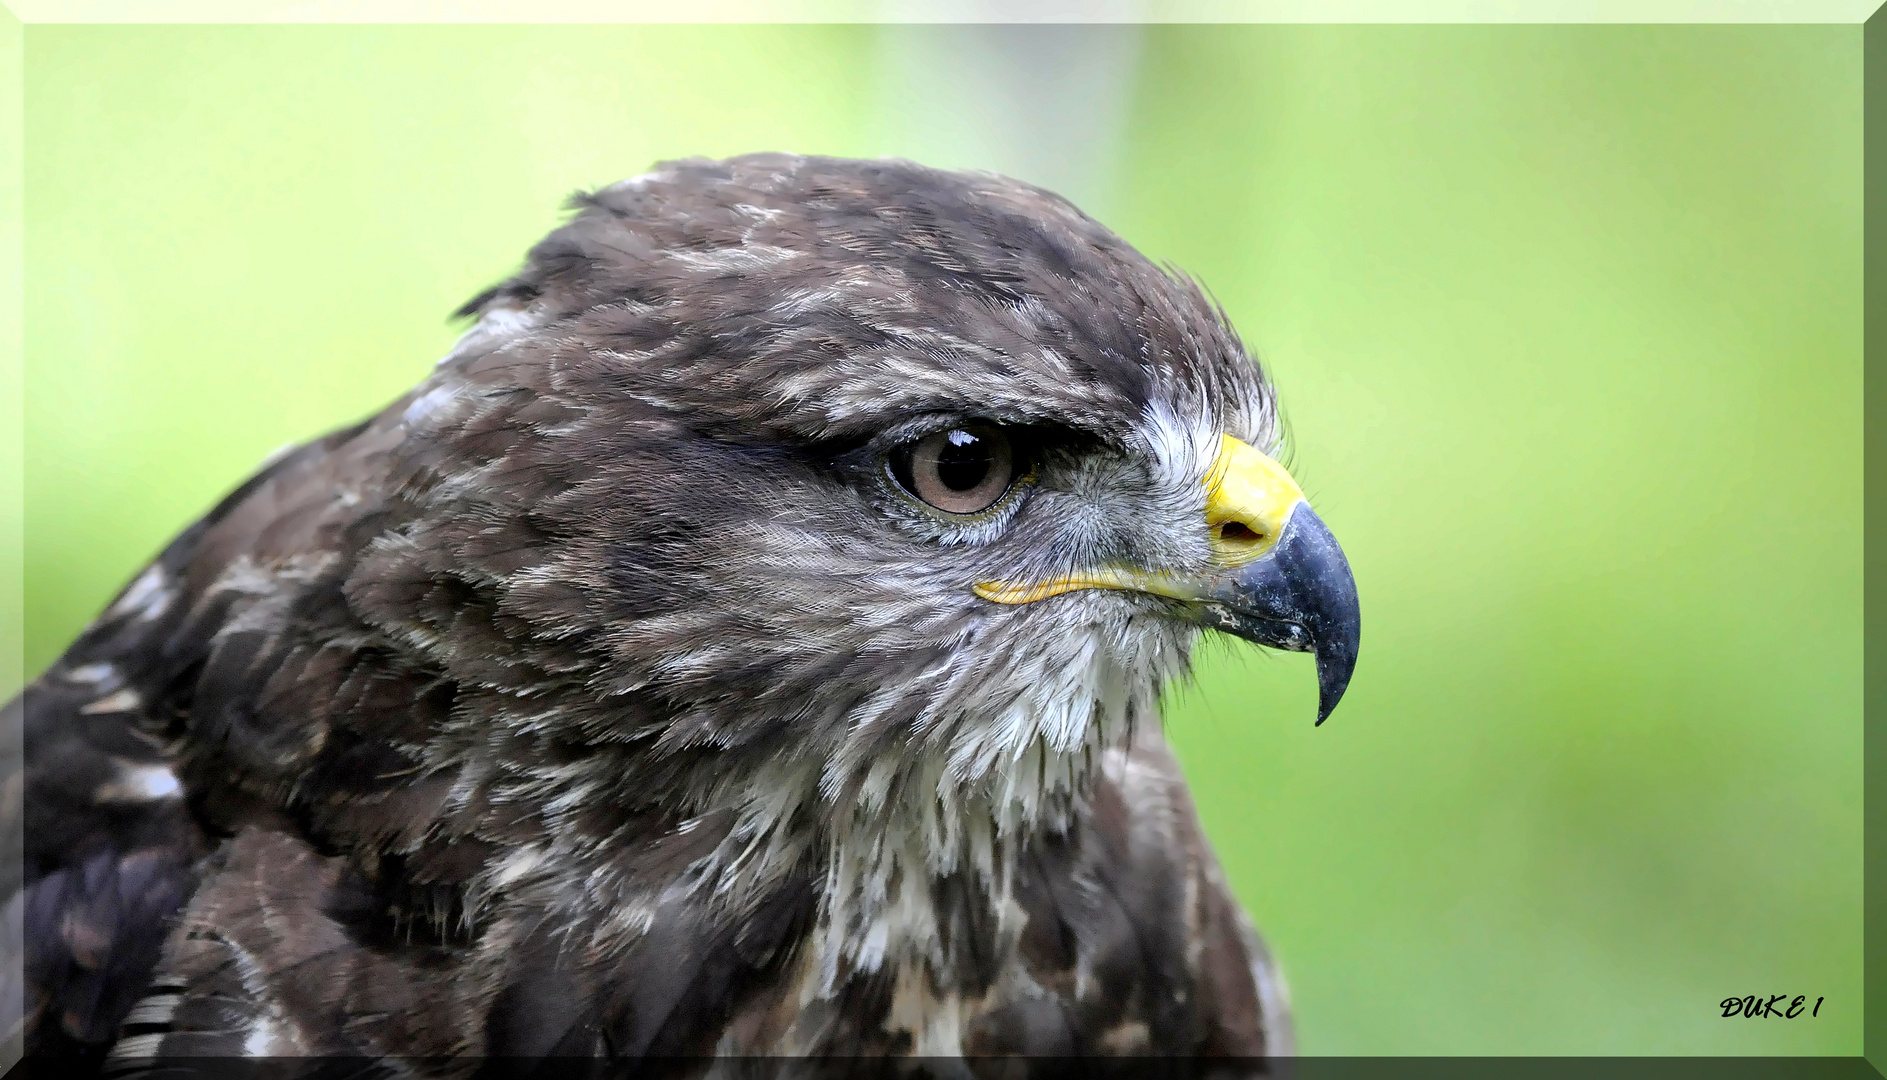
17,153,1358,1065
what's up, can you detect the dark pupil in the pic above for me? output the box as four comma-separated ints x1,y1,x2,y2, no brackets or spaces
936,431,992,491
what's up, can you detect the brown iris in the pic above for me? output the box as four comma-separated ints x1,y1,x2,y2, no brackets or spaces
891,424,1016,515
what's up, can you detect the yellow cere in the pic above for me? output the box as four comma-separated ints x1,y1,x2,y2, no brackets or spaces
1203,434,1306,568
973,433,1308,605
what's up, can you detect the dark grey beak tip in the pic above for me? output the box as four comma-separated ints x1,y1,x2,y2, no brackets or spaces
1207,504,1360,726
1315,643,1357,726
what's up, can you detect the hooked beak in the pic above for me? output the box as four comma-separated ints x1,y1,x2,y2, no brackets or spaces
975,435,1361,724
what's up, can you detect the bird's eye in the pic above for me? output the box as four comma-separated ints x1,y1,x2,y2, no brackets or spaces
890,424,1017,515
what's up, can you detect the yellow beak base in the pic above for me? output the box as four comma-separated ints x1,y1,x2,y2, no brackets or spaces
973,433,1306,605
1203,434,1305,567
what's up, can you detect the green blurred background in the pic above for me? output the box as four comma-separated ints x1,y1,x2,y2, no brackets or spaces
18,24,1860,1056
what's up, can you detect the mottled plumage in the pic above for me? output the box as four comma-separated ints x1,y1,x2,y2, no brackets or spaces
11,154,1353,1071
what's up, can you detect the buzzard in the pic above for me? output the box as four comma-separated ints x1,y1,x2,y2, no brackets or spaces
11,154,1360,1069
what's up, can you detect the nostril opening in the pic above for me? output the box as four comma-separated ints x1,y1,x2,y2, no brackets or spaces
1218,522,1264,544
